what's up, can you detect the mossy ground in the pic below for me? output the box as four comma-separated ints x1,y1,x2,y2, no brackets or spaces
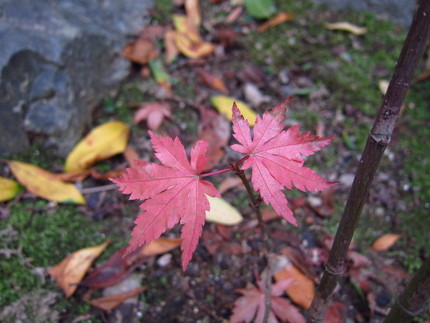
0,201,128,320
242,0,430,272
2,0,430,321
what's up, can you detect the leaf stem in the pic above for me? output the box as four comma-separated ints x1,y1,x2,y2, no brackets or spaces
235,155,250,169
200,167,232,178
231,161,272,323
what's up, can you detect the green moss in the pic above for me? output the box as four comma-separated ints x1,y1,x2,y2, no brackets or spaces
242,0,405,118
100,97,133,124
241,0,429,271
153,0,174,25
395,82,430,270
0,201,126,310
6,143,63,170
230,190,251,211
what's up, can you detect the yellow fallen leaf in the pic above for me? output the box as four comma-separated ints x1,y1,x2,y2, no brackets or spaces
173,31,216,59
324,22,367,35
48,241,109,297
371,233,402,251
65,121,129,172
0,176,22,202
274,263,315,309
210,95,257,126
140,237,182,256
378,80,405,114
185,0,201,27
172,14,201,43
205,195,243,225
87,286,147,311
7,161,85,204
378,80,389,95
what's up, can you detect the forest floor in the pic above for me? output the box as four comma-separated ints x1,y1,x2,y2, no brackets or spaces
1,0,430,322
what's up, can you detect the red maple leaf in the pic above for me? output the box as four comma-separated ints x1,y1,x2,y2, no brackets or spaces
230,279,305,323
133,101,172,131
231,99,336,225
112,131,220,270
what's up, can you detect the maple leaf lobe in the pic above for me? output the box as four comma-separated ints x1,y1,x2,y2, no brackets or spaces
231,101,335,226
111,132,220,270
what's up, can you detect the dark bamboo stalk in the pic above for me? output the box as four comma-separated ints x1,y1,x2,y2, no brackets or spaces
308,1,430,321
383,257,430,323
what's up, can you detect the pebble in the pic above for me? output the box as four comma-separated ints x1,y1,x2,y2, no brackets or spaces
157,253,172,267
339,173,355,187
307,196,322,207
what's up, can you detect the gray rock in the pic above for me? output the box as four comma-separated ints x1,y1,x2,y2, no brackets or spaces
0,0,153,156
311,0,416,27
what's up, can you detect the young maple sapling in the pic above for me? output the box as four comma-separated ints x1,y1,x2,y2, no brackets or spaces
112,97,336,270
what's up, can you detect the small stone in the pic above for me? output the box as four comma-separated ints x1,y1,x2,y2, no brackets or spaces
281,85,294,96
243,83,271,107
278,70,290,84
339,173,355,187
375,207,384,216
157,253,172,267
307,196,322,207
0,0,153,156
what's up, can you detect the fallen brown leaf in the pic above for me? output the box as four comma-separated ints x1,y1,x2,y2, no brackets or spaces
48,241,109,297
140,237,182,256
307,189,335,218
371,233,402,251
216,28,240,48
79,247,132,289
281,247,320,283
51,170,91,183
218,176,244,194
196,68,229,94
257,12,293,33
274,261,315,309
261,208,279,222
87,286,147,311
90,168,124,180
123,146,140,167
80,238,181,290
122,38,159,64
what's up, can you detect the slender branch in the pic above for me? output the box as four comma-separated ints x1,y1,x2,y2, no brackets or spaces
308,1,430,321
80,184,118,194
232,162,272,323
383,257,430,323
